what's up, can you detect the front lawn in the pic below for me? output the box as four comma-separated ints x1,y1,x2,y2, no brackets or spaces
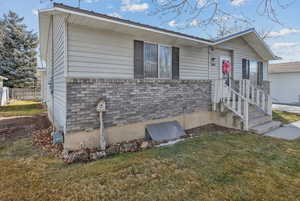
273,110,300,124
0,100,46,117
1,131,300,201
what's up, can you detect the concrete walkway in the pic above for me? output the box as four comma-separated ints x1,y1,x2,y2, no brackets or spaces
264,120,300,140
264,104,300,140
272,104,300,113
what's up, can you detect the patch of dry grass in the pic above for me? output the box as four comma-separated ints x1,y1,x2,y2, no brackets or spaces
273,110,300,124
0,100,46,117
0,131,300,201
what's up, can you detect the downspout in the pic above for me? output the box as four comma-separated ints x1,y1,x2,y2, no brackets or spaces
208,46,210,80
51,14,55,132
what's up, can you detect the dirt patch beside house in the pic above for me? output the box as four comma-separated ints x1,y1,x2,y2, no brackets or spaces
0,113,63,156
0,113,51,142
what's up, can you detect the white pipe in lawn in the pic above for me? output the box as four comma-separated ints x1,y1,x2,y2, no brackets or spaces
99,111,106,150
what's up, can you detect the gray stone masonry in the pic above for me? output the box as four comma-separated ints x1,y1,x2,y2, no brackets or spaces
66,79,211,132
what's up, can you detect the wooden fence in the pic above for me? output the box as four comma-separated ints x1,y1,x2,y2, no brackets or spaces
9,88,41,100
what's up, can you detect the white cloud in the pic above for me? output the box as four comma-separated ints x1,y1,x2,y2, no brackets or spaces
121,0,149,12
168,20,177,27
197,0,207,6
190,19,200,27
230,0,246,6
83,0,99,3
272,42,299,49
268,28,300,38
109,12,122,18
271,43,300,63
32,9,38,16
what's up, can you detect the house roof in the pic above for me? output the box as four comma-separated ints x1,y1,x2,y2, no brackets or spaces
269,62,300,73
39,3,278,61
53,3,213,43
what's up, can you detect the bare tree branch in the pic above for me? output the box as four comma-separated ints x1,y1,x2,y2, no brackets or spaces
151,0,295,38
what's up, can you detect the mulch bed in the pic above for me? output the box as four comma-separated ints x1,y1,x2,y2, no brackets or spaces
0,111,250,164
32,126,63,157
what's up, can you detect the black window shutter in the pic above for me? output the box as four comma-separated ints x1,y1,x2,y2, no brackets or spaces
257,61,263,85
172,47,180,80
247,60,250,79
134,40,144,79
242,59,250,79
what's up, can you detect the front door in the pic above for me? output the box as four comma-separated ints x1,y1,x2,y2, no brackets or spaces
219,56,232,98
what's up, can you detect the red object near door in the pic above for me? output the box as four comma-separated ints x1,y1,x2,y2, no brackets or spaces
222,61,231,74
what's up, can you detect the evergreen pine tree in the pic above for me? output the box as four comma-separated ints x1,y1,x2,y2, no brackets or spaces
0,11,38,88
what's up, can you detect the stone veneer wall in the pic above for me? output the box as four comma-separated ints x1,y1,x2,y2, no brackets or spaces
66,79,211,132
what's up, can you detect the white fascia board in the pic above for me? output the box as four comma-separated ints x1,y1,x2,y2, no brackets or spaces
40,7,278,60
212,29,254,45
41,7,212,46
212,29,278,61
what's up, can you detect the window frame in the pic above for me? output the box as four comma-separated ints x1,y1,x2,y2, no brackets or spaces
143,41,173,79
242,58,264,86
143,41,158,79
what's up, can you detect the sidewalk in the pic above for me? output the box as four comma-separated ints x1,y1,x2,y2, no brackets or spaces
272,104,300,113
264,119,300,140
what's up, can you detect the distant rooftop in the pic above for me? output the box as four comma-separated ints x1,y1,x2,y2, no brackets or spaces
269,62,300,73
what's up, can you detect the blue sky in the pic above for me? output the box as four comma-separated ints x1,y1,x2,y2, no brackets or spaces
1,0,300,63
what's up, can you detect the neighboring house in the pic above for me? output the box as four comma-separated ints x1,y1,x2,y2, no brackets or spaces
0,75,9,106
269,62,300,105
0,75,8,88
39,3,280,151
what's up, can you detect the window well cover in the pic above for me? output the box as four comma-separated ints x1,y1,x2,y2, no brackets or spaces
146,121,186,141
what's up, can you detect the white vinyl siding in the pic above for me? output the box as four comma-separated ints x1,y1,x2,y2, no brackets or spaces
67,24,209,80
180,46,209,80
68,24,133,79
45,15,67,132
216,38,268,81
270,72,300,104
45,23,53,117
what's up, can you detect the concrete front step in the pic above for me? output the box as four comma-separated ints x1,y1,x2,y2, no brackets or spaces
249,115,272,128
249,110,265,119
250,121,282,135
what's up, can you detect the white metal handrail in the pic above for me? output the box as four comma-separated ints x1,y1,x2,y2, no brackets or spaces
239,79,272,116
212,79,249,130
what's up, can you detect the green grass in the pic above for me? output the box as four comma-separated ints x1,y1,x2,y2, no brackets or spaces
273,110,300,124
0,132,300,201
0,100,46,117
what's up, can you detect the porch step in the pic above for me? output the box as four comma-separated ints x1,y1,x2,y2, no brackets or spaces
249,110,265,119
250,121,282,135
249,115,272,128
